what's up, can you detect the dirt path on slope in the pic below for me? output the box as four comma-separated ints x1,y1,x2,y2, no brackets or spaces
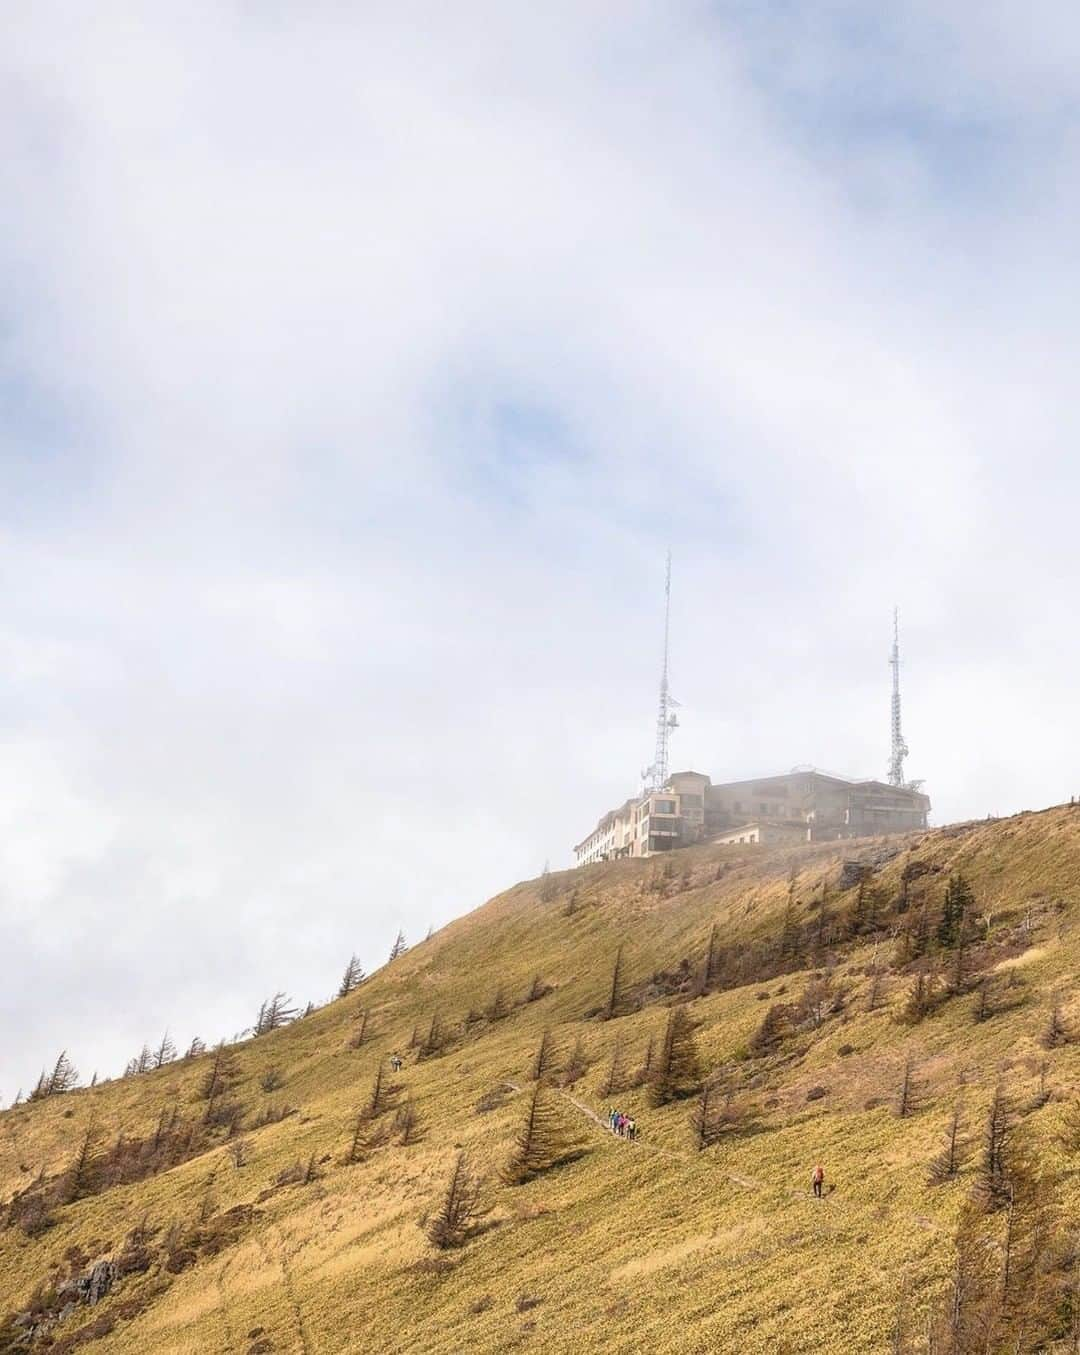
502,1080,760,1188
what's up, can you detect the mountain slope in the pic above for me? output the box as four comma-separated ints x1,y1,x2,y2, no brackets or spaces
3,807,1080,1354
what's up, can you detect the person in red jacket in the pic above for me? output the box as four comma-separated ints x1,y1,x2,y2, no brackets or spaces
812,1163,825,1198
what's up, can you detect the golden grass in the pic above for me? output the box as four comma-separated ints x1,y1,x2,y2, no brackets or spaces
2,805,1080,1353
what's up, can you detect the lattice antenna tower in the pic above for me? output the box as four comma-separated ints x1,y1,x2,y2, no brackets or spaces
643,551,679,792
887,606,910,788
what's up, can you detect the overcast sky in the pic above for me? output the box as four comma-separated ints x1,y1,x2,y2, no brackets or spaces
3,3,1079,1100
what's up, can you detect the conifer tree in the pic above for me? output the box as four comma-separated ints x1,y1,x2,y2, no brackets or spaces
749,1002,793,1057
254,993,297,1035
866,950,885,1013
894,1056,922,1118
349,1010,370,1049
527,974,552,1003
185,1036,206,1059
1028,1058,1051,1111
30,1050,79,1100
799,976,837,1029
198,1042,236,1107
901,902,931,965
689,1073,744,1150
971,975,996,1024
338,955,366,998
1040,1001,1074,1050
974,1082,1013,1211
780,871,801,960
362,1063,402,1120
603,945,629,1020
344,1111,371,1165
902,966,937,1023
1058,1098,1080,1154
897,857,913,914
927,1101,970,1183
152,1031,177,1070
631,1034,655,1088
937,874,974,949
812,889,833,961
705,921,724,986
848,875,870,935
561,1035,589,1087
388,929,409,963
395,1099,426,1146
690,1081,722,1151
427,1152,489,1247
62,1119,103,1202
600,1034,628,1098
530,1028,560,1084
419,1011,451,1059
501,1084,586,1185
486,987,510,1022
947,921,971,995
538,861,558,903
647,1006,702,1106
930,1201,997,1352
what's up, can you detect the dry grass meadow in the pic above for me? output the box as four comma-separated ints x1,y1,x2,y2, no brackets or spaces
4,805,1080,1354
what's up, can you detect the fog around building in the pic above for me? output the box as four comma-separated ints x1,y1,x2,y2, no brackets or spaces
3,3,1080,1097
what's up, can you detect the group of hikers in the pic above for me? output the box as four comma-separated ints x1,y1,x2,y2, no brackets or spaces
607,1107,638,1141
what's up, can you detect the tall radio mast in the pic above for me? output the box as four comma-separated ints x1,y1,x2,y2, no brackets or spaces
887,606,909,788
643,552,679,792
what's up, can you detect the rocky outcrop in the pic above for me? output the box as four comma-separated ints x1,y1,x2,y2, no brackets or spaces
2,1258,119,1350
57,1260,118,1309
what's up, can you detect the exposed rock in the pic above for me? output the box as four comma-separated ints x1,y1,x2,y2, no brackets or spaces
56,1258,118,1309
838,860,871,890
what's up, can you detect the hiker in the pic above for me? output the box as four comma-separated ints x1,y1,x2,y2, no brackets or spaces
812,1163,825,1199
608,1107,618,1134
627,1117,637,1142
389,1054,403,1072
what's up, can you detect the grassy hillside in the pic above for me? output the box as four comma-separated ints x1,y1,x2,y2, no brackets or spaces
4,807,1080,1355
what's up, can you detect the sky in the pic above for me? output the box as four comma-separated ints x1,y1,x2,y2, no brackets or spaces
3,2,1080,1100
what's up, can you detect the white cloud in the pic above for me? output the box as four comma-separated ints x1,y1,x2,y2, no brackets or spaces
2,2,1079,1097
